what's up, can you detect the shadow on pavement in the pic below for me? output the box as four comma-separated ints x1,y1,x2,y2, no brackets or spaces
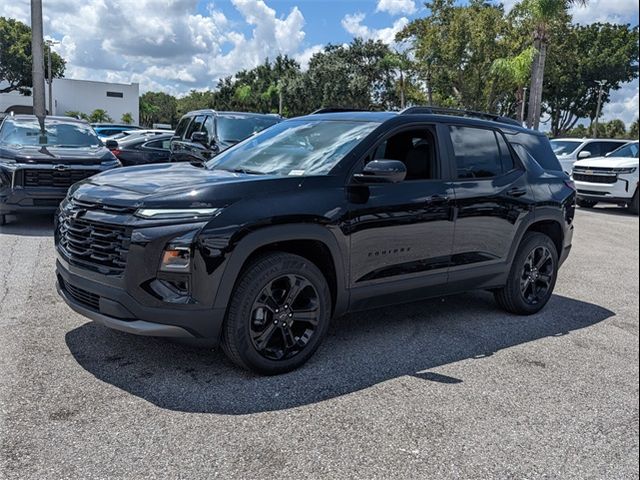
577,205,638,218
65,291,614,415
0,214,55,237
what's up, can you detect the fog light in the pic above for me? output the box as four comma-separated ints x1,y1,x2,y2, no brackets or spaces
160,247,191,272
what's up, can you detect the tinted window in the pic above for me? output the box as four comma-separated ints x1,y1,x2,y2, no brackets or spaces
505,132,561,171
145,139,171,150
550,140,582,156
371,128,438,180
174,117,191,139
496,132,516,172
609,142,639,158
0,118,101,147
593,141,624,156
203,116,215,143
449,126,502,179
216,115,280,143
581,143,602,156
185,115,205,140
209,120,379,176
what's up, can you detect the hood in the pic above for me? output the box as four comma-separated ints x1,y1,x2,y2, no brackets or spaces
0,144,113,165
69,163,298,208
573,156,639,169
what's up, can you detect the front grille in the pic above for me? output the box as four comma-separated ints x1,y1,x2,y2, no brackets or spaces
58,215,131,273
62,278,100,310
572,172,617,184
23,168,98,188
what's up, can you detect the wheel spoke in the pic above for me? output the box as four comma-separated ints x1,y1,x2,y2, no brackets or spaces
281,324,298,350
537,274,552,286
252,323,277,351
284,275,309,306
536,248,551,270
292,307,319,325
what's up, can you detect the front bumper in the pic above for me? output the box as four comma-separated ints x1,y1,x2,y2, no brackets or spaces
574,174,637,204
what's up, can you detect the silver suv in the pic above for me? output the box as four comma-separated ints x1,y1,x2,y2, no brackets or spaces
550,138,628,173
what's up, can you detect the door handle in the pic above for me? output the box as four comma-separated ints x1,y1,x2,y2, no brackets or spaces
506,187,527,198
426,194,449,204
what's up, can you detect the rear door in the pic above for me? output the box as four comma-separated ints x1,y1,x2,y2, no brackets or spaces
446,124,533,288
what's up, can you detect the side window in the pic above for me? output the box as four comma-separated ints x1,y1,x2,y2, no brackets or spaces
174,117,191,139
145,139,170,150
203,116,215,143
185,115,205,140
370,128,438,180
599,142,623,156
496,132,516,172
581,142,601,157
449,126,503,179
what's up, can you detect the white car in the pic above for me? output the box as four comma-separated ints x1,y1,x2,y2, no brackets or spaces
550,138,628,174
572,140,639,215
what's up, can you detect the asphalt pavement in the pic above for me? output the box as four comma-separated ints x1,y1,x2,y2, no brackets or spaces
0,206,638,479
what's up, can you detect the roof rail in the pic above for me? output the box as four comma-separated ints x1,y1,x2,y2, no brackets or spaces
400,106,522,127
311,107,368,114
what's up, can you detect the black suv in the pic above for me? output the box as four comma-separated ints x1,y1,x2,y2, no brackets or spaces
55,108,575,374
0,115,120,225
169,110,281,164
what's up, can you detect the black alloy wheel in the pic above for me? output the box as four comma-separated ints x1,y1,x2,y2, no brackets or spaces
520,246,554,305
249,274,321,361
221,252,331,374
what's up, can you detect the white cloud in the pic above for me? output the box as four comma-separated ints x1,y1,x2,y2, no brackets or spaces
602,80,639,127
295,44,324,70
570,0,639,24
341,12,409,45
376,0,416,16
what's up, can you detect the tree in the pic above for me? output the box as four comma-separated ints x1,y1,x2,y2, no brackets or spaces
630,118,639,139
398,0,513,112
139,91,177,126
175,90,215,118
89,109,112,123
543,23,639,136
604,119,627,138
0,17,65,94
64,110,89,121
519,0,587,130
490,47,536,122
121,112,134,125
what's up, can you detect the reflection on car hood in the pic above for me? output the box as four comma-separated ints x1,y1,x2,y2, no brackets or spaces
0,145,111,164
573,156,639,169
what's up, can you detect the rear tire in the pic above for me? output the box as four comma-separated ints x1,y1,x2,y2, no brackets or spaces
494,232,559,315
577,198,597,208
628,190,639,215
221,252,331,375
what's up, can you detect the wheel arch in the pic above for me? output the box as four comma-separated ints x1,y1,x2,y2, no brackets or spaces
212,224,349,320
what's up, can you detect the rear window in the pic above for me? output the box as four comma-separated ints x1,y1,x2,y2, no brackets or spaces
505,131,561,171
449,126,505,179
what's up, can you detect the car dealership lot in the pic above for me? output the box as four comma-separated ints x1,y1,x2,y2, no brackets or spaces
1,208,638,479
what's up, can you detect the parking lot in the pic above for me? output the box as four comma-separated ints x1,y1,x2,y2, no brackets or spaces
0,206,638,479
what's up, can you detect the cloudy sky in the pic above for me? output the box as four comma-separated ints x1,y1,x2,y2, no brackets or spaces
2,0,638,125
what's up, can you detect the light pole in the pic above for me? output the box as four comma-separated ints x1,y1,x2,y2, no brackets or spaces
592,80,606,139
45,39,60,115
521,87,528,126
30,0,46,139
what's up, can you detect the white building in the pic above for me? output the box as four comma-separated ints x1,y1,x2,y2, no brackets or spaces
0,78,139,124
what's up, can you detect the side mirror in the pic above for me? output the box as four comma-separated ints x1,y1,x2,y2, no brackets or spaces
578,150,592,159
353,159,407,184
191,131,209,145
105,140,118,150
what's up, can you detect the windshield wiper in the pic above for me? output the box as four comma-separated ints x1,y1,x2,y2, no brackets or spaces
218,167,267,175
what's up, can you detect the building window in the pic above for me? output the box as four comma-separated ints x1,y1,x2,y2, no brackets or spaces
106,91,124,98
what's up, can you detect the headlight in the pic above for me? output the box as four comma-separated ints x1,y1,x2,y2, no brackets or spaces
135,207,221,220
614,167,637,174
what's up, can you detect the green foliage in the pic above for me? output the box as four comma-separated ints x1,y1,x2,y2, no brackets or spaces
0,17,65,94
64,110,90,121
139,91,177,127
121,112,134,125
89,109,112,123
630,118,639,139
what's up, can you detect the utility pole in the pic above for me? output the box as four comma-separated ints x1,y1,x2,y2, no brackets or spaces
45,39,60,115
30,0,46,140
592,80,606,139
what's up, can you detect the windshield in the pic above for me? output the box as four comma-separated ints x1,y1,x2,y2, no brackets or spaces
208,120,379,176
0,118,101,147
216,115,280,143
608,142,639,158
550,140,581,156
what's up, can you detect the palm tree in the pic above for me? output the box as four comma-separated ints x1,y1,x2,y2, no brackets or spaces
89,109,112,123
525,0,587,130
121,112,134,125
491,47,536,123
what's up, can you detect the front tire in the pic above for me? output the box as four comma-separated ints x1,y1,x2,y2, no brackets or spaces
221,252,331,375
628,190,639,215
577,198,597,208
494,232,559,315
